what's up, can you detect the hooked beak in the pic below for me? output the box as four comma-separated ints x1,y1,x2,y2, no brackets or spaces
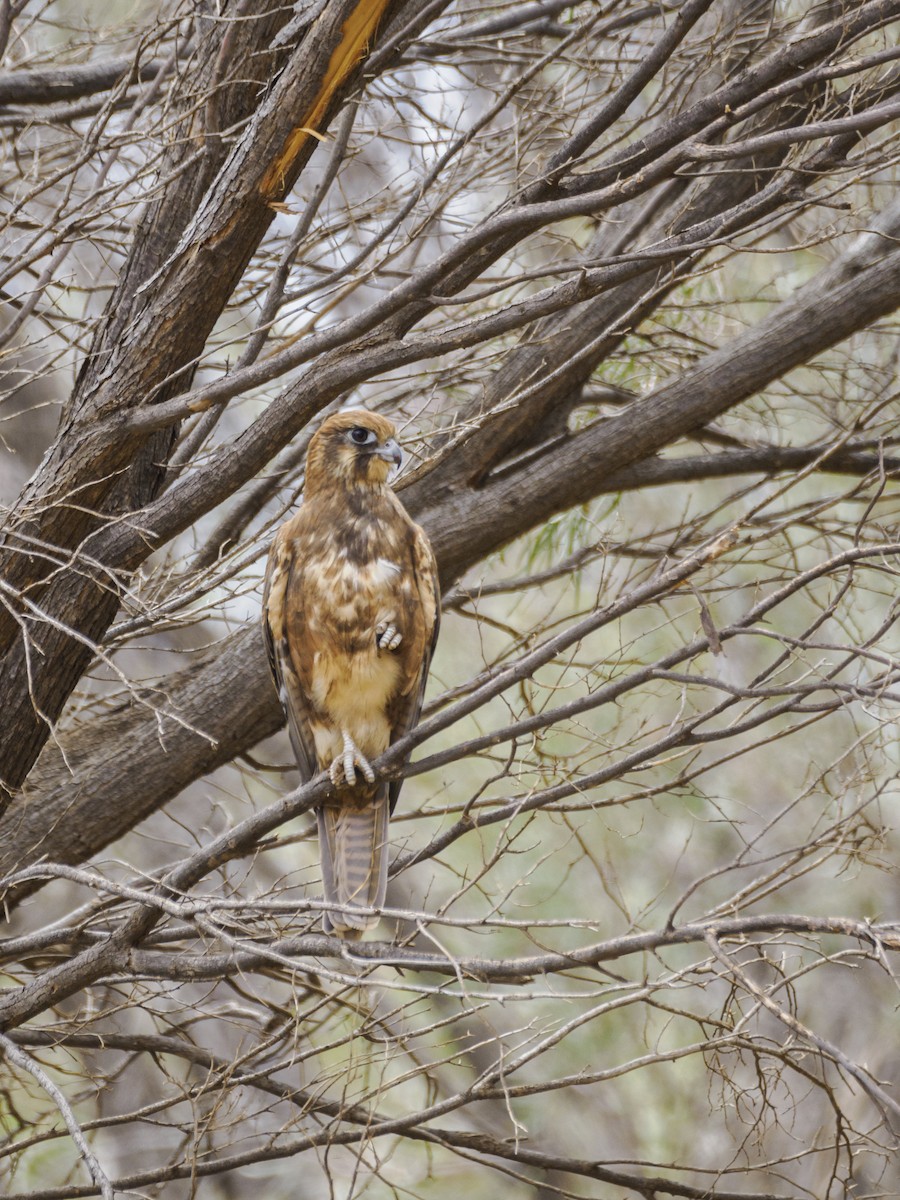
375,438,402,468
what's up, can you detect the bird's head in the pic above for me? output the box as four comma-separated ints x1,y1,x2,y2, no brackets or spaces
304,410,403,496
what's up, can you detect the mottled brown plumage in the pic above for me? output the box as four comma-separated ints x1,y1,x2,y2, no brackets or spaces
262,410,440,936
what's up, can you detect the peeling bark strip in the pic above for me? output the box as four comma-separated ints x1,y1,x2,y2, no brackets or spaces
261,0,393,198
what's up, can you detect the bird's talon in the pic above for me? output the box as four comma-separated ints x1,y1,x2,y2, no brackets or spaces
376,621,402,651
332,733,375,787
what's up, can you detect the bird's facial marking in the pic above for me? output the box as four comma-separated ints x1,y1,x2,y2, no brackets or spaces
303,409,403,497
365,456,394,486
332,419,401,486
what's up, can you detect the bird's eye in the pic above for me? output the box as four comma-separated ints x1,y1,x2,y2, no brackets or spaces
348,426,375,445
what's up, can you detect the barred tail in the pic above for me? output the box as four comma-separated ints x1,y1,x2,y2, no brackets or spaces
317,789,389,938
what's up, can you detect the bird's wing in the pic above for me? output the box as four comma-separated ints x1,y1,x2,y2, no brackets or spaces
262,524,318,782
388,520,441,812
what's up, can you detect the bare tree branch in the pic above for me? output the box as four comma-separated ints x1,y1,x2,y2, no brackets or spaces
3,1,900,1193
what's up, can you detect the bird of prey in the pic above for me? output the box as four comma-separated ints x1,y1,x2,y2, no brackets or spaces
262,410,440,937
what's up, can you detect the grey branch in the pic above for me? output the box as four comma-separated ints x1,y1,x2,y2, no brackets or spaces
0,1035,114,1200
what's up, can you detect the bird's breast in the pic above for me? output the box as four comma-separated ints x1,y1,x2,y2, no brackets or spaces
297,545,411,756
306,544,410,630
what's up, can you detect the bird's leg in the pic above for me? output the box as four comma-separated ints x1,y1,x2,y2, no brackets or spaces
375,621,402,651
330,731,376,787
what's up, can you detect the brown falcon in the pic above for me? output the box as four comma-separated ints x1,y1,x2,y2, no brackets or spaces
262,410,440,937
